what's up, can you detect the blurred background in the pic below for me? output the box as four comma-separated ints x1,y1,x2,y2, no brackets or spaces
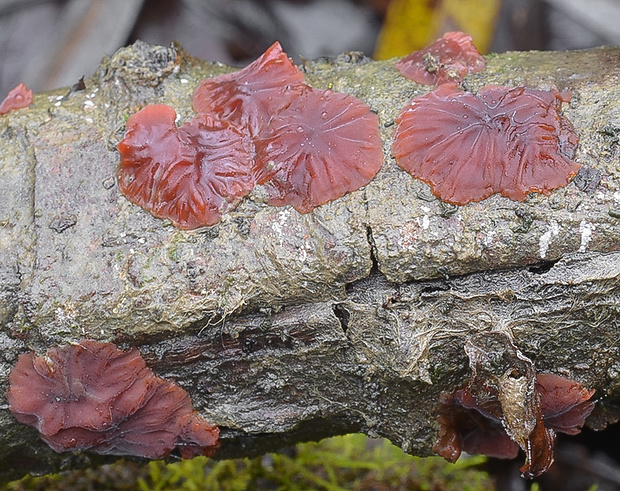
0,0,619,96
2,1,620,489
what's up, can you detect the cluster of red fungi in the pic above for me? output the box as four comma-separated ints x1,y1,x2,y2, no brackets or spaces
7,340,219,459
117,42,383,229
5,34,591,471
117,32,580,230
392,31,580,205
435,372,595,478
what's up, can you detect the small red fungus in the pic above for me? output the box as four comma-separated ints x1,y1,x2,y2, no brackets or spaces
193,41,306,136
435,389,520,462
117,104,255,229
537,372,596,434
253,86,384,212
7,340,219,459
392,83,581,205
395,31,485,86
0,83,33,115
434,373,595,476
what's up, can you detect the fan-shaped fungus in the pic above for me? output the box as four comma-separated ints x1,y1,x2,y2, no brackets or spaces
193,41,305,136
117,104,255,230
119,42,385,224
0,83,33,115
7,340,220,459
392,83,581,205
395,31,485,86
253,86,383,212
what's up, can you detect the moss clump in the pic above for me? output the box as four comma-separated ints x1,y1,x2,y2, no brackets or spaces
7,434,494,490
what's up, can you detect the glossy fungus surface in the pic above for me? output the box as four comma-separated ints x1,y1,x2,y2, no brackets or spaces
7,340,220,459
434,373,594,476
253,87,383,213
193,41,305,135
120,42,385,224
395,31,485,86
0,83,33,114
117,104,255,230
392,83,581,205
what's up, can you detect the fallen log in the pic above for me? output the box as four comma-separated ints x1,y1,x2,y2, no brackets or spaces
0,41,619,481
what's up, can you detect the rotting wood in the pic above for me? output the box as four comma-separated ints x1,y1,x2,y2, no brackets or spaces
0,41,619,481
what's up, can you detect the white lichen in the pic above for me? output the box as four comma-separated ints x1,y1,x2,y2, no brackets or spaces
579,220,595,252
539,220,560,259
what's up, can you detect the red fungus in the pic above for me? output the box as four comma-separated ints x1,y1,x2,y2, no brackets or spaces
117,104,255,229
120,42,384,224
537,372,596,434
46,380,219,459
253,86,384,212
392,83,581,205
0,83,33,115
193,41,306,136
7,340,219,459
395,31,485,86
434,373,595,476
435,389,520,461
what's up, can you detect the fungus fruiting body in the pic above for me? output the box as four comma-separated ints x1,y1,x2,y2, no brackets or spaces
192,41,306,136
254,86,383,212
7,340,219,459
536,372,596,435
0,83,33,114
117,104,255,229
118,42,384,227
434,373,595,477
392,83,581,205
395,31,485,86
435,389,520,461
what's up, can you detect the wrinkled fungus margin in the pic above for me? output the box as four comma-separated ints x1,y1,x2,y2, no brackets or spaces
192,41,306,136
7,340,220,459
117,104,255,230
395,31,485,86
392,83,581,205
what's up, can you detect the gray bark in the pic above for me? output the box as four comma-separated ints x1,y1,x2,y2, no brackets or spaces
0,41,619,481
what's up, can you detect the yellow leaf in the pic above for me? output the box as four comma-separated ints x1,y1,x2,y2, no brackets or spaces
374,0,500,60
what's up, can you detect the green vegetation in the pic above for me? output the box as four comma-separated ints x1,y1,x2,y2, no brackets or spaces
8,434,494,490
138,434,492,491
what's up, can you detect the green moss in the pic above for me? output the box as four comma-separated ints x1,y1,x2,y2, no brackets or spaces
137,434,493,491
167,244,179,262
7,434,494,490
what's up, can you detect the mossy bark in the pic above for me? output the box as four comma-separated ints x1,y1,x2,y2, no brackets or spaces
0,41,619,481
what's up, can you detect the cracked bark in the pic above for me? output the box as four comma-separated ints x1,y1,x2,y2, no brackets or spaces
0,41,619,482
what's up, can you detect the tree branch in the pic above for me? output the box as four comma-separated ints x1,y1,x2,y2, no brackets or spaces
1,41,619,481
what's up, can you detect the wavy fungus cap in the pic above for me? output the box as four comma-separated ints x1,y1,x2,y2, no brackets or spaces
395,31,485,86
7,340,220,459
117,104,255,229
392,83,581,205
253,86,384,213
193,41,305,135
0,83,33,115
